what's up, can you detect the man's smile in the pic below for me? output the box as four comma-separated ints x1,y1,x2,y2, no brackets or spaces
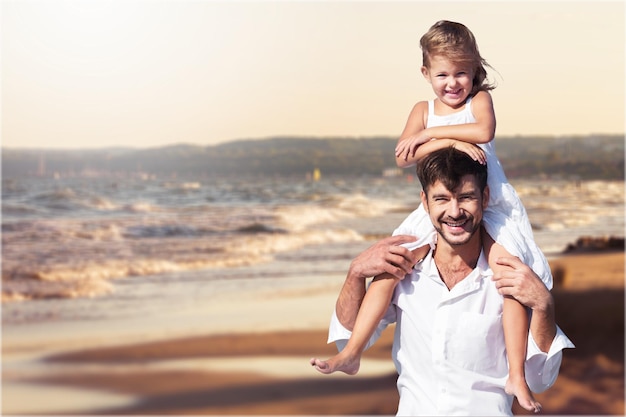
442,217,469,231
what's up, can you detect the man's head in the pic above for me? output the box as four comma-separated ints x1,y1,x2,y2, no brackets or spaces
417,147,489,247
417,146,488,194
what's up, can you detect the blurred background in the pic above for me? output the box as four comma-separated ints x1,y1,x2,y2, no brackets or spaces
2,1,624,415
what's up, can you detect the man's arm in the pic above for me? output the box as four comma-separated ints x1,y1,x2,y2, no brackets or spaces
491,256,556,351
336,235,418,330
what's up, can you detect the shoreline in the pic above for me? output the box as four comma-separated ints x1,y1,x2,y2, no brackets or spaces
3,250,624,415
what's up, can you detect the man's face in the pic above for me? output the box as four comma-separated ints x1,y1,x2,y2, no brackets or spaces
421,175,489,247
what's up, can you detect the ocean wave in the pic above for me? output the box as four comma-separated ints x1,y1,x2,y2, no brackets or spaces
162,181,202,190
1,222,365,302
1,252,269,301
123,202,157,213
236,223,288,234
25,187,125,214
3,177,623,304
1,205,42,218
2,277,114,302
87,196,118,210
2,220,125,242
33,187,77,202
228,228,364,257
123,224,216,238
72,224,125,241
275,194,405,231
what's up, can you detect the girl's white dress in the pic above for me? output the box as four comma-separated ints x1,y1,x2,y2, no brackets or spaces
394,97,552,288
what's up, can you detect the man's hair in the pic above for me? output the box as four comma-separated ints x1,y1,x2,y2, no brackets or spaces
416,147,488,194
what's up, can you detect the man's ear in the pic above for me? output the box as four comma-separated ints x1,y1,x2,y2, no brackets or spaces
421,66,431,83
420,190,429,212
482,185,490,210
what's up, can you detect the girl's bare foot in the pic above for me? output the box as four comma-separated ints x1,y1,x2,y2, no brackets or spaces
505,375,542,413
309,351,360,375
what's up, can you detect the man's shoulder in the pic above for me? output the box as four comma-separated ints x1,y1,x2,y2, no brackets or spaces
395,252,435,291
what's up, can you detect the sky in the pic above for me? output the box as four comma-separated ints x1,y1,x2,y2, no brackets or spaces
2,0,624,149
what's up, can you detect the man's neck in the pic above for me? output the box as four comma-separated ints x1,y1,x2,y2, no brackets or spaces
433,237,482,290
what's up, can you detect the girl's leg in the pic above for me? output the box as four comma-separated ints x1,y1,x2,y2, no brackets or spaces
310,273,398,375
483,229,542,413
310,245,429,375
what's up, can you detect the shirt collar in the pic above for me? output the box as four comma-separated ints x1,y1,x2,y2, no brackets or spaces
415,247,494,285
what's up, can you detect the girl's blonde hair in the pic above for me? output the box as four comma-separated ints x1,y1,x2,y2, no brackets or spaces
420,20,496,95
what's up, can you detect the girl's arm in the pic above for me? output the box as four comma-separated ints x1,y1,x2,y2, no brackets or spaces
412,138,486,164
394,101,428,168
395,91,496,168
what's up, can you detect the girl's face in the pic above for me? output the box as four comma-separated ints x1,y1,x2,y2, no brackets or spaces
422,55,475,110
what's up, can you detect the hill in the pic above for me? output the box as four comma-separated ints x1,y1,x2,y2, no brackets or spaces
2,134,624,180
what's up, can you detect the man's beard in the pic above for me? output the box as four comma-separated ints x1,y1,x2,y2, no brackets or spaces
433,215,481,247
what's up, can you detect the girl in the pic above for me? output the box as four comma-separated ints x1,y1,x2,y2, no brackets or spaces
310,20,551,414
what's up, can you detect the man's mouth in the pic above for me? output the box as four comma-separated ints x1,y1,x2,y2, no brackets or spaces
443,219,468,231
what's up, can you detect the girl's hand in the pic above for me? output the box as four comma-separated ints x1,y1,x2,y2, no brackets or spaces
452,141,486,165
395,133,430,161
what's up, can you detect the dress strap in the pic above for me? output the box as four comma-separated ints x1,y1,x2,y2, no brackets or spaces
428,97,473,120
428,99,435,116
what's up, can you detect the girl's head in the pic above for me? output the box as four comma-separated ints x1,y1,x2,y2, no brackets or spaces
420,20,495,96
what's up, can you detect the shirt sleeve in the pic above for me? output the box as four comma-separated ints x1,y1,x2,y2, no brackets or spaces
393,205,437,252
327,303,397,352
524,325,575,393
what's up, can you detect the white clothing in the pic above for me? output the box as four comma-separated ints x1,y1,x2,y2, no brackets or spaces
395,97,553,288
328,250,574,416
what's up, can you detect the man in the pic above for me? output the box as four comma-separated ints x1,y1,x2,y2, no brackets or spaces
327,147,573,415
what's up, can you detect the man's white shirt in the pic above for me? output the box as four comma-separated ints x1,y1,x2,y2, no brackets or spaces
328,249,574,416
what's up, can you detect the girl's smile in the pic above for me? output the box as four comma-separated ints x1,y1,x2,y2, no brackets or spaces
422,55,475,110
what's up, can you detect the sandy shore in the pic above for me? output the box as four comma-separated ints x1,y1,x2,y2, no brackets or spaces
2,251,624,415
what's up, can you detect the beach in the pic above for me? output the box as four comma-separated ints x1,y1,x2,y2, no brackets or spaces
2,176,624,415
3,249,624,415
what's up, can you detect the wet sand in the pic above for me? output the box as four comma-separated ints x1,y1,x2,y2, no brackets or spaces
3,251,624,415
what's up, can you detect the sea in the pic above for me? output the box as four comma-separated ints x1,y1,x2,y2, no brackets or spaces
2,174,624,326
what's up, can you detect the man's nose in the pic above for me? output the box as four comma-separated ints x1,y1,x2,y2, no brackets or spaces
448,199,462,217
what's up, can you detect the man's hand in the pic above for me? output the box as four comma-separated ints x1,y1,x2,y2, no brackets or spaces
491,256,552,311
337,235,418,330
349,235,418,281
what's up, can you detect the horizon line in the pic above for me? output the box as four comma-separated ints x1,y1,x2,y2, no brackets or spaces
3,132,624,152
